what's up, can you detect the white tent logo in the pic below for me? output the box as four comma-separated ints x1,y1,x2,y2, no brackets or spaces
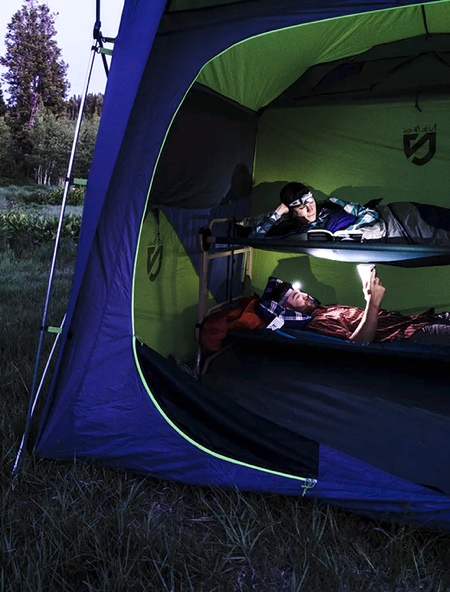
403,125,437,166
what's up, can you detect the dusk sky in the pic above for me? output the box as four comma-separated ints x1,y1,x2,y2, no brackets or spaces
0,0,125,98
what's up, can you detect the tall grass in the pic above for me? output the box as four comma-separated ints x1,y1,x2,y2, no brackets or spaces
0,185,83,217
1,222,450,590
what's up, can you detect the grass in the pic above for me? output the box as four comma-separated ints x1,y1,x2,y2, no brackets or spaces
1,195,450,591
0,184,83,217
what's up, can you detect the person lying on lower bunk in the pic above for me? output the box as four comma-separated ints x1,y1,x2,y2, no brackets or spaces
259,273,450,346
246,182,450,245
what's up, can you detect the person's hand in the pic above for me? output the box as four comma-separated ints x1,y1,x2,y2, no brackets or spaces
275,202,289,216
363,269,385,306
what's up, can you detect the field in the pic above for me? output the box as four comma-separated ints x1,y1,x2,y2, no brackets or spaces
1,188,450,591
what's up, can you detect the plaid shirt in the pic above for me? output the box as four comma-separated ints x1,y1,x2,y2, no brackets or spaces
324,197,380,231
258,276,319,329
249,197,379,238
248,210,283,238
305,305,443,342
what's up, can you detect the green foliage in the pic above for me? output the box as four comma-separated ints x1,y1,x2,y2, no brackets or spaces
0,104,99,185
13,185,85,206
25,109,74,184
73,114,100,180
0,114,30,181
0,184,46,208
0,0,69,125
0,177,15,187
0,115,16,176
0,87,6,117
0,211,81,253
66,93,104,121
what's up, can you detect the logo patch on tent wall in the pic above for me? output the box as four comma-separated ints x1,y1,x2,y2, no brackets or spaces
147,244,163,281
403,125,436,166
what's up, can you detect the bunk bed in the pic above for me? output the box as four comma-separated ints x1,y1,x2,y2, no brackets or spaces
197,218,450,363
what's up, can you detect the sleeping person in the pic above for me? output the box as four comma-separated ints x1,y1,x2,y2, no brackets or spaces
259,274,450,346
247,182,450,245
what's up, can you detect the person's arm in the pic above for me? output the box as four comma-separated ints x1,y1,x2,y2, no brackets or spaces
249,203,289,238
329,197,379,231
349,270,386,343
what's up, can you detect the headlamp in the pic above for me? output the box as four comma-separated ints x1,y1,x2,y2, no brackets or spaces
289,192,314,208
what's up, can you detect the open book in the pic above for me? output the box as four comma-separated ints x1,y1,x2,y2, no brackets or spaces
306,229,364,242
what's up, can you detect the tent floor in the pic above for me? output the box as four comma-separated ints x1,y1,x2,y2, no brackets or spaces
201,336,450,496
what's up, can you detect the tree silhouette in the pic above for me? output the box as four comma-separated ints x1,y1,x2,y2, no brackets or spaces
0,88,6,117
0,0,69,125
66,93,104,121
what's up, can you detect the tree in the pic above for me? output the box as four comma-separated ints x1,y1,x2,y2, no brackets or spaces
26,109,74,184
0,88,6,117
0,0,69,125
66,93,104,121
73,114,100,179
0,115,17,179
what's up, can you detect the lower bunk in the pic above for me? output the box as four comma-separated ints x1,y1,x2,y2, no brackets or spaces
201,328,450,497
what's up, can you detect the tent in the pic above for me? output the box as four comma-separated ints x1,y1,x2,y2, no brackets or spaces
33,0,450,531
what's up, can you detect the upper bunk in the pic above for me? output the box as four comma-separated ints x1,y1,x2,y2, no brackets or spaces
198,222,450,267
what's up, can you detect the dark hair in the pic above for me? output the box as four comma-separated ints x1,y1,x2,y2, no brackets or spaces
280,182,311,208
271,281,293,303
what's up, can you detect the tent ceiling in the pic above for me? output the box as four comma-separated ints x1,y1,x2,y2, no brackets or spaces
268,34,450,107
196,2,450,111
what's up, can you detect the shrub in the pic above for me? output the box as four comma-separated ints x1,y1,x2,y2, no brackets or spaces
0,177,15,187
15,185,85,207
0,211,81,253
46,186,85,206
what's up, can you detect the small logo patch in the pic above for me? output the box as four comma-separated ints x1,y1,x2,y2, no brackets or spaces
403,125,436,166
147,244,163,281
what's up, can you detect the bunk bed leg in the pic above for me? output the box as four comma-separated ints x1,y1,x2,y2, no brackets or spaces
242,247,253,296
195,244,209,374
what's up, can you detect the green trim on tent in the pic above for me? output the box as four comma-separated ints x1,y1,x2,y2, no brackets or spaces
132,336,318,488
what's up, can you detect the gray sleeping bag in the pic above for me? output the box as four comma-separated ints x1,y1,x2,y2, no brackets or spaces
360,202,450,245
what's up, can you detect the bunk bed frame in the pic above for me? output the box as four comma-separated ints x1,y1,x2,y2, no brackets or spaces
199,222,450,267
196,219,450,373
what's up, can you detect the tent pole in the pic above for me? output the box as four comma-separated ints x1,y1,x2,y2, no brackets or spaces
12,41,100,480
93,0,109,77
11,317,65,479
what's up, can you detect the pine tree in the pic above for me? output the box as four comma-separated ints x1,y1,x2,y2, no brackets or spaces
66,93,104,121
0,0,69,125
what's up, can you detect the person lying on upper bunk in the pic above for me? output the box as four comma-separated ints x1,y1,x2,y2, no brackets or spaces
246,182,450,245
259,273,450,345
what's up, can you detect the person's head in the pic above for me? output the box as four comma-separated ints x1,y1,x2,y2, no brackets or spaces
271,280,319,314
280,182,317,224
